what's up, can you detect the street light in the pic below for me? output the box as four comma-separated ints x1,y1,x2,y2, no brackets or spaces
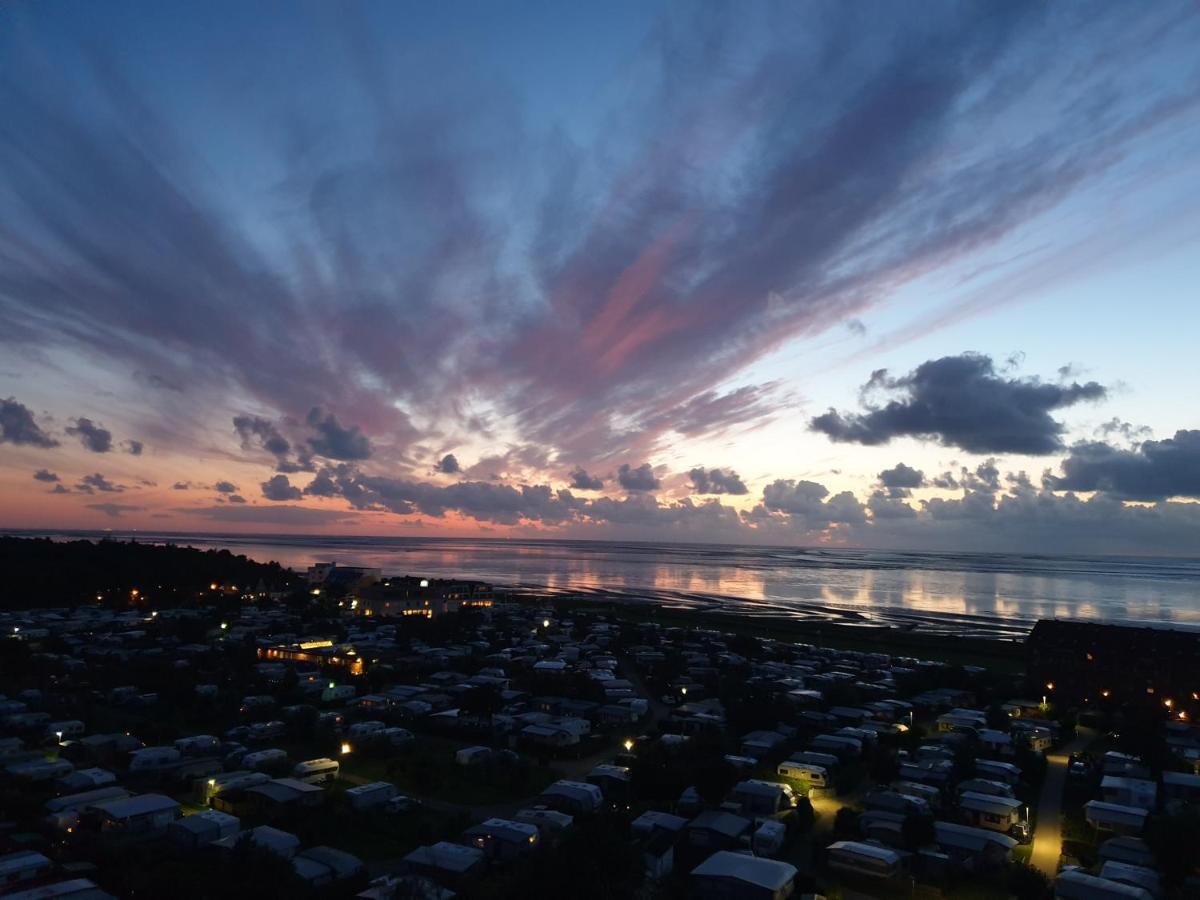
623,739,634,753
340,742,352,755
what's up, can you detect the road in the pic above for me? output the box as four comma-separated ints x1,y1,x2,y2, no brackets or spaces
1029,726,1095,877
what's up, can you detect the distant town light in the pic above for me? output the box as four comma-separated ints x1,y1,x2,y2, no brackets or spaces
420,579,429,588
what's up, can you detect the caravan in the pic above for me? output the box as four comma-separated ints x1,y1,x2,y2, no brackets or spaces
826,841,904,879
777,761,828,788
292,758,340,784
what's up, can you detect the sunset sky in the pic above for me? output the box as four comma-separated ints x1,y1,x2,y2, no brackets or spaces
2,1,1199,554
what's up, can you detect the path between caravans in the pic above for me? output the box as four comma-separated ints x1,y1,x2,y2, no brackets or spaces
1029,726,1096,877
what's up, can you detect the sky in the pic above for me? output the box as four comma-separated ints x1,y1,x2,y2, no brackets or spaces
1,0,1199,555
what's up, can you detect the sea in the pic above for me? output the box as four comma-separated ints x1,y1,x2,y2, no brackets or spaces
7,530,1200,639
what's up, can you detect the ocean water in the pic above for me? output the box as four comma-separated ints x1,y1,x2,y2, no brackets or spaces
11,531,1200,638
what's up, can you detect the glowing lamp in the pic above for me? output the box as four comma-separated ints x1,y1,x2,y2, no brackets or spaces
340,742,352,755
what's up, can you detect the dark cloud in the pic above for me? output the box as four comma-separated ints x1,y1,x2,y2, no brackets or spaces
76,472,124,494
32,469,59,482
760,479,867,526
66,417,113,453
172,481,190,490
261,474,303,501
233,415,294,462
434,453,460,474
617,463,660,493
49,483,70,495
812,354,1106,454
1095,417,1153,444
305,407,371,461
122,439,144,455
227,494,247,504
1,397,59,447
86,502,142,518
877,463,926,498
569,468,605,491
689,467,749,495
214,480,238,494
1046,430,1200,501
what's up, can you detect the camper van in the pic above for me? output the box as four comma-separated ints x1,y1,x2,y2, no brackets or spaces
345,781,397,811
293,758,340,784
347,721,386,741
826,841,904,879
242,749,288,772
129,746,182,772
777,761,829,788
174,735,220,756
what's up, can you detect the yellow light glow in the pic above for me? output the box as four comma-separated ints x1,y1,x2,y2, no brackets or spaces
542,619,550,628
340,742,352,755
1164,698,1173,709
1045,682,1054,691
623,739,634,752
1102,690,1110,698
210,583,218,590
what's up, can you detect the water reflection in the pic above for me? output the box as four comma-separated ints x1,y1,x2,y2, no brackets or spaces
23,531,1200,636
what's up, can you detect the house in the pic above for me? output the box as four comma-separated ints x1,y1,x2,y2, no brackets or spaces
691,851,797,900
1084,801,1148,835
1098,861,1161,897
45,787,131,831
86,794,181,835
1053,869,1153,900
741,730,786,758
5,878,114,899
539,780,603,814
630,811,688,840
933,821,1016,867
1100,776,1157,810
462,818,540,861
958,792,1026,836
586,764,632,799
402,842,485,880
1163,770,1200,804
686,810,752,851
212,825,301,858
167,810,240,851
730,780,797,816
291,846,363,887
641,830,677,880
0,851,53,890
1098,836,1156,868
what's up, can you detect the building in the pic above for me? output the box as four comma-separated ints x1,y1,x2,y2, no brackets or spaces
306,563,382,589
1028,620,1200,713
691,851,797,900
258,641,365,676
85,794,181,835
358,577,494,619
0,851,53,891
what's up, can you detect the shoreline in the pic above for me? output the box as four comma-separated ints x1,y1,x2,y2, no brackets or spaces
511,587,1029,674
